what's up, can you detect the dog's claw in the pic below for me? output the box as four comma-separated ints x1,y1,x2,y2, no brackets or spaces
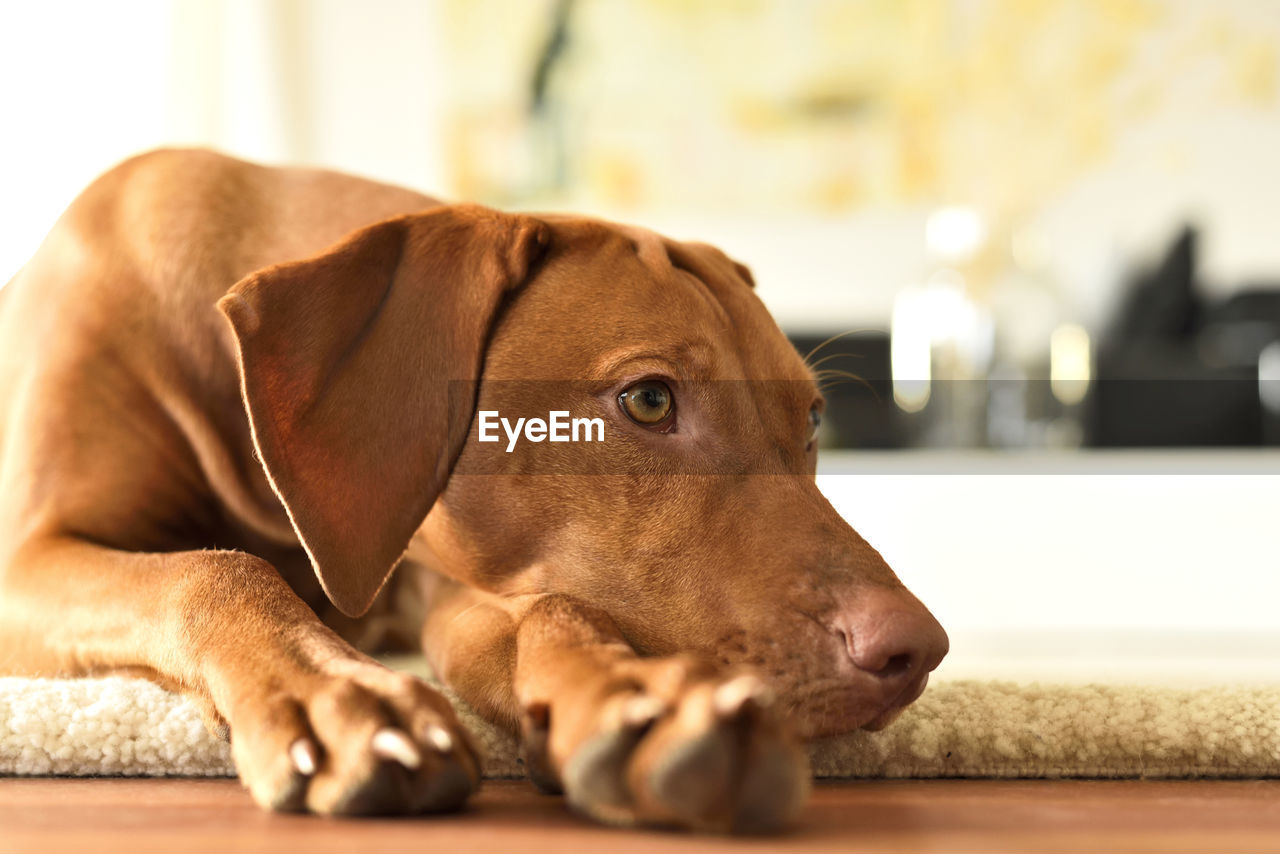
622,695,665,728
371,727,422,770
558,670,807,833
712,674,772,718
424,724,454,754
289,737,319,776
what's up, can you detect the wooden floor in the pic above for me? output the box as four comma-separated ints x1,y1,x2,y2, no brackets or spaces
1,778,1279,853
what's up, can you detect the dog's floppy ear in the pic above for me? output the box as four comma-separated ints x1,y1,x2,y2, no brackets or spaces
218,205,549,617
665,239,755,289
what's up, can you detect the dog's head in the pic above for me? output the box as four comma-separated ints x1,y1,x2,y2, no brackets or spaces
220,205,947,739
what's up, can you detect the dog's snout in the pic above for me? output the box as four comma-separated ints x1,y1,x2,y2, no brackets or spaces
835,587,949,686
843,613,948,681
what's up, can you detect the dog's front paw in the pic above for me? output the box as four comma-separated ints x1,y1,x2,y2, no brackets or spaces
225,663,480,816
525,658,809,833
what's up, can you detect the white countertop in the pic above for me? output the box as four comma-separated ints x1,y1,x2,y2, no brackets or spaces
815,449,1280,683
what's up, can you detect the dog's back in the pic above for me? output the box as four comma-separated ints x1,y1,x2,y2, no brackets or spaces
3,149,437,337
0,149,435,564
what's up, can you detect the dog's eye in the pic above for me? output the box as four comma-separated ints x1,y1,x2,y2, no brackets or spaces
619,380,674,427
807,407,822,446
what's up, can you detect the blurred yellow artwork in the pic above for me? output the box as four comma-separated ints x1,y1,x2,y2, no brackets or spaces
441,0,1278,220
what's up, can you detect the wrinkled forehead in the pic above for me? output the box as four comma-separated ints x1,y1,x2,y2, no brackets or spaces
486,216,813,385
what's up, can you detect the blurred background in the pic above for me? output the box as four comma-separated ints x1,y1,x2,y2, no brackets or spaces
2,0,1277,677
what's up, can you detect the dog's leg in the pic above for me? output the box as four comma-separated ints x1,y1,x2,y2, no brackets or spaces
424,584,810,833
0,536,479,815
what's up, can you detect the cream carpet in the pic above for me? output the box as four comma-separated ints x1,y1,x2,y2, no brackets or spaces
3,666,1277,780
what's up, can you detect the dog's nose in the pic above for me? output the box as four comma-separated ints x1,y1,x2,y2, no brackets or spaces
835,586,949,687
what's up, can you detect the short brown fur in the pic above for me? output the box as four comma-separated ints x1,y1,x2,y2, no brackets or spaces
0,150,945,831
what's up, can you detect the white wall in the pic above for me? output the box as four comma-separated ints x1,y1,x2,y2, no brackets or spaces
1,2,174,282
0,0,448,285
3,1,1279,333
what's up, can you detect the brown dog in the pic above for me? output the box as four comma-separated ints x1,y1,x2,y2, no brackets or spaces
0,149,946,831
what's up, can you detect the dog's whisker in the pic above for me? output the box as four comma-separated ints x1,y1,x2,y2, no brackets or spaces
802,328,874,365
812,368,867,383
807,351,866,372
813,368,879,401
